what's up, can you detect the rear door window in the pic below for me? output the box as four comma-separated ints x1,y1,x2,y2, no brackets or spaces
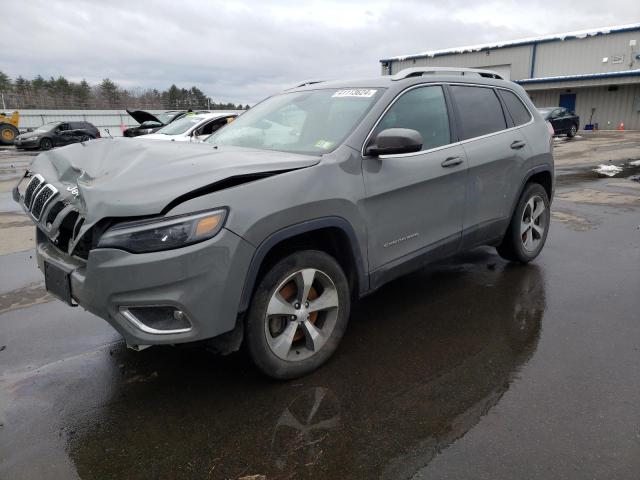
498,89,532,126
373,85,451,151
450,85,507,140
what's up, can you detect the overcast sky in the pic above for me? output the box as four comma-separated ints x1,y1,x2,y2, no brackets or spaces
4,0,639,104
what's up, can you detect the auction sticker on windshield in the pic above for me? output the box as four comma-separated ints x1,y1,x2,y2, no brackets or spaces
332,89,377,98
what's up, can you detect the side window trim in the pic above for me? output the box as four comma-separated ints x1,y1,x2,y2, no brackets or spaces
496,88,534,127
361,82,455,157
448,83,535,142
495,89,516,128
450,84,509,140
362,83,536,158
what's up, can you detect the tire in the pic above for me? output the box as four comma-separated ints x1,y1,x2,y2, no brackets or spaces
567,124,577,138
0,124,19,145
245,250,351,379
40,138,53,150
80,135,91,142
497,183,550,263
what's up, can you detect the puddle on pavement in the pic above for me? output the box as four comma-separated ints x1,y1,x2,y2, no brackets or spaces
555,188,640,206
551,210,595,231
0,256,547,480
556,160,640,186
0,281,53,315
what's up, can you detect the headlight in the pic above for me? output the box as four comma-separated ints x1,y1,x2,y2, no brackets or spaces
97,209,227,253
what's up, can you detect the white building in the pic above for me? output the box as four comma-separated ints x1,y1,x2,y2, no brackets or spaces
381,24,640,130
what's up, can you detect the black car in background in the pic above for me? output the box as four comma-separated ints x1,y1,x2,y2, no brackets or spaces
537,107,580,137
14,121,100,150
123,110,211,137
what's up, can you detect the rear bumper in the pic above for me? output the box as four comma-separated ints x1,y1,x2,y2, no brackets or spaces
35,227,255,347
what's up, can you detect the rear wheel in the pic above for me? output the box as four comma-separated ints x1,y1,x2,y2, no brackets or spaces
80,135,91,142
245,250,350,379
40,138,53,150
497,183,550,263
0,124,19,145
567,124,577,138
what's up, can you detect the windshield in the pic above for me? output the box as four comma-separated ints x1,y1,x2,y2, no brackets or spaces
156,115,204,135
205,88,383,154
34,122,61,133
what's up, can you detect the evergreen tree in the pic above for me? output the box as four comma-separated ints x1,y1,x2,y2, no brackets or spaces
99,78,119,107
76,79,91,107
0,71,11,92
1,71,243,110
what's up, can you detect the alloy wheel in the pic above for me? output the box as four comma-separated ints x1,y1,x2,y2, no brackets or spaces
264,268,339,361
520,195,547,252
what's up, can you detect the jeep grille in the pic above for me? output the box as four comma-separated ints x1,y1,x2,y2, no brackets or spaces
21,174,88,256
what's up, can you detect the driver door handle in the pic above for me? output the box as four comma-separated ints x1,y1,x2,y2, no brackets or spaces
441,157,463,168
511,140,526,150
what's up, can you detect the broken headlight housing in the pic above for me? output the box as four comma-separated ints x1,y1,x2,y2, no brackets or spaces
98,209,227,253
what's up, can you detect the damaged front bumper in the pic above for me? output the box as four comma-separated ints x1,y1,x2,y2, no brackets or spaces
35,227,254,348
16,170,255,348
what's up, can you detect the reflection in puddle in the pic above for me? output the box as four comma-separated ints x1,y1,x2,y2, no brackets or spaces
270,387,341,472
3,255,548,479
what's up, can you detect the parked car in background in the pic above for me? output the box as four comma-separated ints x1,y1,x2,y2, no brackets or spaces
141,112,237,142
537,107,580,137
14,121,100,150
123,110,210,137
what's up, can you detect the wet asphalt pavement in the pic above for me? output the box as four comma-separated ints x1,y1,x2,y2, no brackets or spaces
1,136,639,479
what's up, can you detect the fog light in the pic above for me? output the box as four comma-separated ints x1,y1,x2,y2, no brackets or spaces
120,306,192,334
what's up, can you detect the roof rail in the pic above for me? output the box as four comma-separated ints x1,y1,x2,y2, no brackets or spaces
287,79,329,90
391,67,504,81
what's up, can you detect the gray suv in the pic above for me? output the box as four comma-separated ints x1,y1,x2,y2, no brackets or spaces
14,67,553,379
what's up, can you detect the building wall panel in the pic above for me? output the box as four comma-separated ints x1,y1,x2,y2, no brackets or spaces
534,31,640,78
528,85,640,130
387,45,533,80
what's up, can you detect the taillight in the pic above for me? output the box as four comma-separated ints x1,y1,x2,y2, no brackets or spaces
546,121,554,136
96,131,101,138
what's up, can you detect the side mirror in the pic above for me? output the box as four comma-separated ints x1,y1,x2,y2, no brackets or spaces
365,128,423,156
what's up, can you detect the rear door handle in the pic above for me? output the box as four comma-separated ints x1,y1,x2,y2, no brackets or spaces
441,157,463,168
511,140,526,150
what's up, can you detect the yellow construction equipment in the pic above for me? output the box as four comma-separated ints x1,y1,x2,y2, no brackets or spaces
0,111,20,145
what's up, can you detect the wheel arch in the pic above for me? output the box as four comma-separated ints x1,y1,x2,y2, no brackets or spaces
238,217,368,313
509,165,553,219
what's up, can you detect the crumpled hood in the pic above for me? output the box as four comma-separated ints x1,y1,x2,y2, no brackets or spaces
30,138,320,225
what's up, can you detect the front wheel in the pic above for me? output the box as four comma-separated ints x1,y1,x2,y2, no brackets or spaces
245,250,351,379
497,183,550,263
40,138,53,150
567,124,577,138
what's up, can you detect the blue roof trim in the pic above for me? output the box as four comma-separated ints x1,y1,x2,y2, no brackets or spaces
379,24,640,63
517,70,640,84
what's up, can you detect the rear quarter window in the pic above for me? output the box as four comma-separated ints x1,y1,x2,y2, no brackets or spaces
450,85,507,140
498,90,532,126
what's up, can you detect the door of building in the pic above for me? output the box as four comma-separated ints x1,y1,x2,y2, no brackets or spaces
559,93,576,113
